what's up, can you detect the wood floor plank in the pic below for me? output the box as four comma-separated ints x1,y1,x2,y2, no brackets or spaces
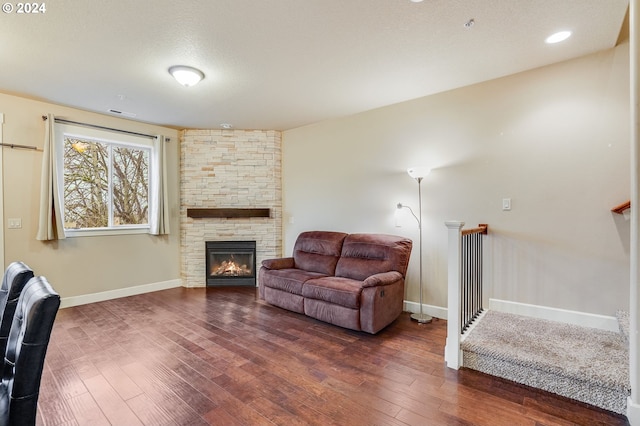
249,396,311,426
94,361,144,401
38,287,630,426
82,375,143,426
66,392,110,426
70,356,101,381
395,406,475,426
523,394,630,426
52,365,89,401
322,376,404,418
126,393,178,426
121,361,207,425
36,396,78,426
201,390,274,426
202,406,246,426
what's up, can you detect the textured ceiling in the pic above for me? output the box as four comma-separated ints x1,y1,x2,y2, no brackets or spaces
0,0,629,130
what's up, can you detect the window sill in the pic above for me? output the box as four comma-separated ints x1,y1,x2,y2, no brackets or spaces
64,227,150,238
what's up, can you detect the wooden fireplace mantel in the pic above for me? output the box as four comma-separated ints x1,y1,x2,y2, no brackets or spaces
187,208,271,219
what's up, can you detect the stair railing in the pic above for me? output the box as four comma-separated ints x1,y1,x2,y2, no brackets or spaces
611,200,630,215
444,221,488,370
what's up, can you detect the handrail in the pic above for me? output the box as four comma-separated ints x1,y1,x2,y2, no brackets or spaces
612,200,631,214
461,224,488,236
444,221,489,370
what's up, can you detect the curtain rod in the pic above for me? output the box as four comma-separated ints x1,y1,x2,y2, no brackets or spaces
0,142,38,151
42,116,170,141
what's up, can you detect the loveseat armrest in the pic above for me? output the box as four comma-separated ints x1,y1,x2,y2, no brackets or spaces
262,257,295,270
362,271,403,288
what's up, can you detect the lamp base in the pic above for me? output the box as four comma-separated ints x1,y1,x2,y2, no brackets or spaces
410,313,432,324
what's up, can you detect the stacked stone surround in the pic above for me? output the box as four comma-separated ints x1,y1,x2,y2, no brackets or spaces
180,129,282,287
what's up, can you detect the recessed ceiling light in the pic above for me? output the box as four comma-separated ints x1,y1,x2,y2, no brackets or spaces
409,0,424,3
545,30,572,44
168,65,205,87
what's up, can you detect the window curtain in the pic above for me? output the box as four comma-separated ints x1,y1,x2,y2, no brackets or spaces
149,135,170,235
36,113,65,241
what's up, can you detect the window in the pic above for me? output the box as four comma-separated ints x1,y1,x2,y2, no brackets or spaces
55,123,155,237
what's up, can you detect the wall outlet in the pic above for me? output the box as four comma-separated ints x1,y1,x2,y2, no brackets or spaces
8,218,21,229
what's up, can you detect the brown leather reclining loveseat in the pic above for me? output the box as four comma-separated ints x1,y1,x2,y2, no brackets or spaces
258,231,413,334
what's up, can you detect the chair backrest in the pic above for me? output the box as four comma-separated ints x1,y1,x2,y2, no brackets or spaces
335,233,413,281
292,231,348,275
0,262,34,359
0,276,60,425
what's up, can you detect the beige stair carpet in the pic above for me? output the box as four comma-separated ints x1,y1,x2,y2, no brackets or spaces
461,310,630,414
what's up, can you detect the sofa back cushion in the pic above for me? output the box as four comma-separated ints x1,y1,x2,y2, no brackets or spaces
293,231,348,275
335,234,413,281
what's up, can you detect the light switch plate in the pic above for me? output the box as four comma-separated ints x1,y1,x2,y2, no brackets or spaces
8,218,21,229
502,198,511,211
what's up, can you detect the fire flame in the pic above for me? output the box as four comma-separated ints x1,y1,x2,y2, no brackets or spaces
211,259,251,276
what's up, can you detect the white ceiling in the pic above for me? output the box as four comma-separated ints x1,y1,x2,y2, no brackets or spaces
1,0,629,131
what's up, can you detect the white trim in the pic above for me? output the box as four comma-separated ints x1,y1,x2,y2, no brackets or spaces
628,396,640,426
403,300,447,320
60,278,182,308
489,298,619,332
444,220,464,369
631,0,640,416
0,113,4,272
64,226,150,238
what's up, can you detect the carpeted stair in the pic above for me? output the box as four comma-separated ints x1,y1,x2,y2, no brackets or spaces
461,310,630,415
617,309,630,344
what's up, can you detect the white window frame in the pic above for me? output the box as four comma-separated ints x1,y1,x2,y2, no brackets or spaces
55,122,155,238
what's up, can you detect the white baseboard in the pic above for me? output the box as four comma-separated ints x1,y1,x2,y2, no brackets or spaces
628,397,640,426
489,298,619,332
404,300,447,320
60,279,183,309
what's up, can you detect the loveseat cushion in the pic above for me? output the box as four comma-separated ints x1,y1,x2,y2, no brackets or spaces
335,234,412,281
304,299,360,331
260,268,327,295
293,231,348,275
262,287,305,314
302,277,363,309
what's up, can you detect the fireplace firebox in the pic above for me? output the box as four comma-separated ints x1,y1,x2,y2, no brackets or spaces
205,241,256,287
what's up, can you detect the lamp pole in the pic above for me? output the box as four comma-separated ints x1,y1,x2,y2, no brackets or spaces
410,175,432,324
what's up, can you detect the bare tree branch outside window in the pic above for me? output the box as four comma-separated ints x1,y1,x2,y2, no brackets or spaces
63,137,149,229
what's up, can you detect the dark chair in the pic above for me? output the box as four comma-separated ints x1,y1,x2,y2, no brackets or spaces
0,276,60,426
0,262,34,359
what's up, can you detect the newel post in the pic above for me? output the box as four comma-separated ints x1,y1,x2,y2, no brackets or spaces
444,221,464,369
629,0,640,423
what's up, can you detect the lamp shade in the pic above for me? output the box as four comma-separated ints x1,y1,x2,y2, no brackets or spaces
169,65,205,87
407,166,430,180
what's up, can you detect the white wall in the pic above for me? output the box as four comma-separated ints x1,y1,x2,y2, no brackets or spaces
282,43,630,317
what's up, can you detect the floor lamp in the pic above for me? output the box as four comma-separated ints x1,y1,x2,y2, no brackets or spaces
398,166,432,324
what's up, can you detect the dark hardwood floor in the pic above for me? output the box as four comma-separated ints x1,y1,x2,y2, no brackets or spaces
37,287,629,426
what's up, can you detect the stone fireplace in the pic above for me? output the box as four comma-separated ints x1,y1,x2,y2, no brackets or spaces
180,129,282,287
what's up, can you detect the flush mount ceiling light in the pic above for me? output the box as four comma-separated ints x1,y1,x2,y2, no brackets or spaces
168,65,205,87
545,30,572,44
